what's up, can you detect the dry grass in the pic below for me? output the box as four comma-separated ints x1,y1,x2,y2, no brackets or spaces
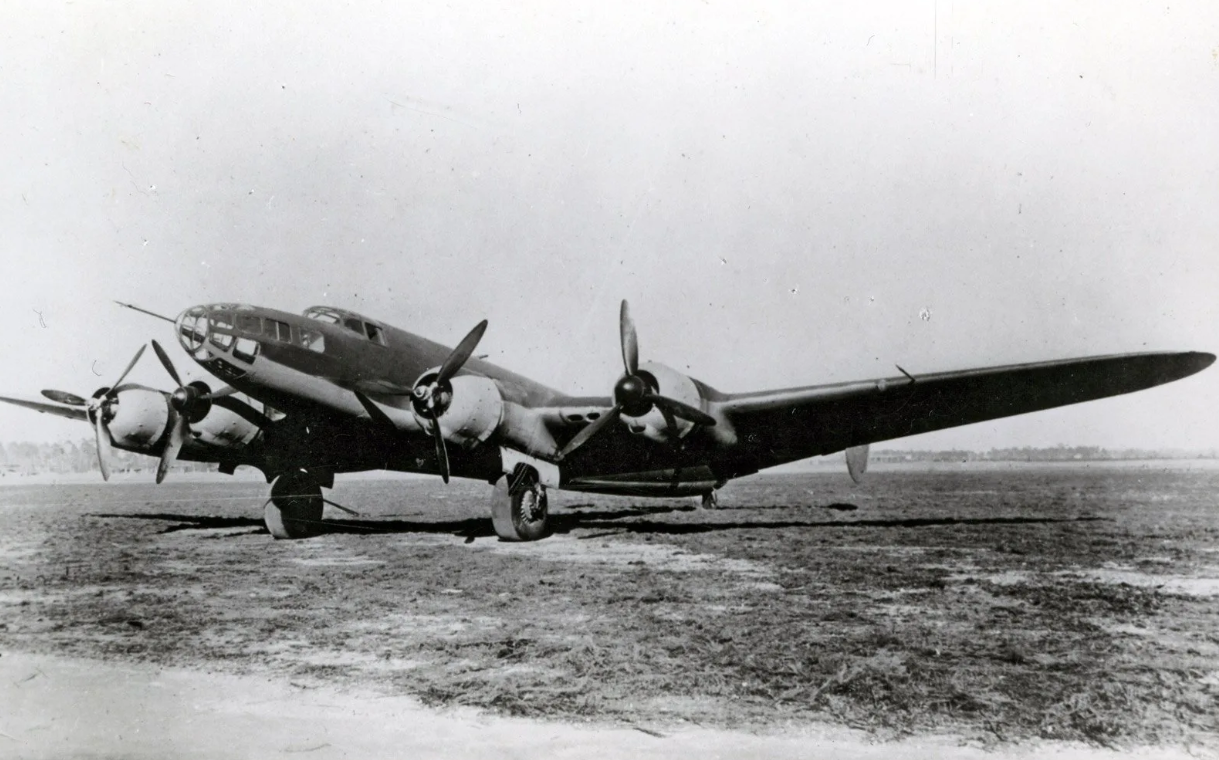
1,466,1217,749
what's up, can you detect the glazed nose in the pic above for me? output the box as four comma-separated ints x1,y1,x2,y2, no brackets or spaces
175,306,210,355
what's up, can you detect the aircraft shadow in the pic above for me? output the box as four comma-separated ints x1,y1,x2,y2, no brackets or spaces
86,508,1104,540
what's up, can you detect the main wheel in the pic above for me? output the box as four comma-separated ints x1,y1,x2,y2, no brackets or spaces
265,471,324,539
490,468,550,541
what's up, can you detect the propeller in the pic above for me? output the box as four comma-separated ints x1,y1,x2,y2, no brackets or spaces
557,300,714,461
40,344,148,481
148,339,262,484
409,320,488,484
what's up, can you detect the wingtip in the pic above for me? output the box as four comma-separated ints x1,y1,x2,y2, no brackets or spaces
1179,351,1216,377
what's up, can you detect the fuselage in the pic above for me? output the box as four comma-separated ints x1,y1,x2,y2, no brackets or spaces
175,303,579,415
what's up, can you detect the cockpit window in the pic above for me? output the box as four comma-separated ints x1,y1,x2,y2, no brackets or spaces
210,311,234,331
303,306,385,345
236,314,262,334
304,307,342,324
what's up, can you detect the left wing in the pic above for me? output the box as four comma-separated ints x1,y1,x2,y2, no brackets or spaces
0,395,89,421
712,351,1214,469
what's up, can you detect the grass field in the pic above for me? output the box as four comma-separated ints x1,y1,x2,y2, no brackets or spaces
1,465,1217,749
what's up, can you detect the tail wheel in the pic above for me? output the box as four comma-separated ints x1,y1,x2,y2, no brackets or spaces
490,466,550,541
265,471,324,540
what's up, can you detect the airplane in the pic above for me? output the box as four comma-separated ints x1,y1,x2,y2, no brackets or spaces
1,299,1212,541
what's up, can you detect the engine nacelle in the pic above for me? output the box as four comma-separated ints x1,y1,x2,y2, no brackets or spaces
620,361,704,443
412,374,504,450
188,404,263,449
105,388,171,451
105,387,260,456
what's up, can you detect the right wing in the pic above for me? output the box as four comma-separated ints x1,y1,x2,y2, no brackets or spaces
714,351,1214,469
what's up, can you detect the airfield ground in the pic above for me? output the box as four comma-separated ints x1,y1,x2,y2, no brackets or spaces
1,464,1217,756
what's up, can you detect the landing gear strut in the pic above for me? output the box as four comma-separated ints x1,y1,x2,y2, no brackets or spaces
490,465,550,541
265,471,324,539
700,490,719,509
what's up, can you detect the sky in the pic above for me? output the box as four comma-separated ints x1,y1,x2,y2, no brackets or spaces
1,1,1216,450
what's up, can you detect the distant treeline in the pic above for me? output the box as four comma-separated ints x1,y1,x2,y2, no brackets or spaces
0,440,215,475
872,446,1219,462
1,440,1214,476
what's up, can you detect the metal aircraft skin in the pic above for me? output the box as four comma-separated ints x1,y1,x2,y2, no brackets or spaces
1,300,1213,541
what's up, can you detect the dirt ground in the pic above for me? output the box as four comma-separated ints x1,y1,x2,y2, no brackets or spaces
1,464,1217,756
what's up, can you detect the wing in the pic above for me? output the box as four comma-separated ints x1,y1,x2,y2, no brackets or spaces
0,395,89,421
715,351,1214,468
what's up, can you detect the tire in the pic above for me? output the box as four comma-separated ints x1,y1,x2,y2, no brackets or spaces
265,471,324,539
490,469,550,541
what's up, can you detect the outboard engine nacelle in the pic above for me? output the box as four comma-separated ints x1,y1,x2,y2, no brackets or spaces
104,388,171,451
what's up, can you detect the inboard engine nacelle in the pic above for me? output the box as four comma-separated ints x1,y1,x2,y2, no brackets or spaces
620,361,703,443
411,373,504,449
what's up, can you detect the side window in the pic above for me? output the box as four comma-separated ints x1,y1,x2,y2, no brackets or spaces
264,319,292,342
364,323,386,346
210,311,234,331
343,317,364,335
210,332,234,350
233,338,260,363
298,327,325,353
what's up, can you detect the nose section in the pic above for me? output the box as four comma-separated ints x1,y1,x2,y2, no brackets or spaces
175,305,210,357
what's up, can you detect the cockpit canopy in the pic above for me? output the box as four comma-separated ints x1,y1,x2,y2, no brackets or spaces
303,306,387,345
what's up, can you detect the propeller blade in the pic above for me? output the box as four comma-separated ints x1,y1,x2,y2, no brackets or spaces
205,385,239,401
646,394,717,427
428,410,450,484
109,344,147,392
94,411,112,482
151,339,183,388
156,408,189,484
110,382,166,395
212,396,273,429
657,402,679,440
557,404,622,460
619,300,638,376
436,320,488,386
41,389,88,406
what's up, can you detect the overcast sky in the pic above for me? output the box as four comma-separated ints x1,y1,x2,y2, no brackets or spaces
1,1,1216,450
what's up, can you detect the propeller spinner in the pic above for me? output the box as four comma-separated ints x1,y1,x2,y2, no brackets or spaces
41,344,148,481
409,320,489,484
557,300,714,461
149,339,243,484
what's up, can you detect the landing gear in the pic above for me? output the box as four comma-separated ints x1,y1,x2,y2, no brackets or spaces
700,490,719,509
264,471,324,539
490,465,550,541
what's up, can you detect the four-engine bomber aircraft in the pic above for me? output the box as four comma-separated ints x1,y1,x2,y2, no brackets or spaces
1,300,1213,540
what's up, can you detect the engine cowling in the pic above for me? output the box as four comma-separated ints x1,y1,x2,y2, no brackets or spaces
619,361,704,443
104,387,260,455
411,372,504,449
104,388,170,450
